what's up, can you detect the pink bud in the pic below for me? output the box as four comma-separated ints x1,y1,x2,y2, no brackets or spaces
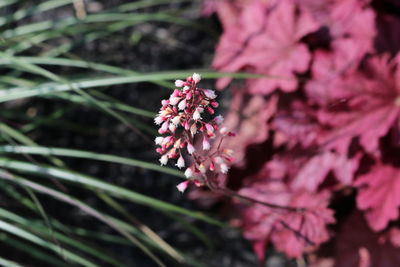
210,100,219,108
209,161,215,171
168,123,176,133
186,91,192,100
161,100,169,106
190,123,197,136
175,80,185,87
206,106,214,114
172,89,180,97
176,180,190,193
187,143,195,154
154,136,164,145
203,89,216,99
184,168,193,178
176,155,185,168
202,137,210,150
205,123,214,134
193,109,201,120
220,163,229,174
178,99,187,110
158,121,169,134
214,115,224,125
169,96,181,106
159,155,168,165
192,73,201,83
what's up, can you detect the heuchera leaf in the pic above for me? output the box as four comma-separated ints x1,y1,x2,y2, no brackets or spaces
316,54,400,155
221,90,278,167
355,162,400,231
213,0,319,93
333,212,400,267
238,178,335,260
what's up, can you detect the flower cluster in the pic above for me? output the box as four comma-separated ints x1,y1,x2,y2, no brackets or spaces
154,73,234,192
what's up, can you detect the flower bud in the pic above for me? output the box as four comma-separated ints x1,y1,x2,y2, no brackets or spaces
187,143,195,154
175,80,185,87
192,73,201,83
159,155,168,166
184,168,193,178
176,180,190,193
176,155,185,168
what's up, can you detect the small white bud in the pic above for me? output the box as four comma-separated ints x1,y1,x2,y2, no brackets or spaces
192,73,201,83
171,115,181,125
176,155,185,169
187,143,195,154
193,109,201,120
177,180,190,193
159,155,168,166
154,116,163,125
178,99,187,110
202,137,210,150
175,80,184,87
184,168,193,178
220,163,229,174
203,89,216,99
214,115,224,125
169,96,181,106
155,137,164,145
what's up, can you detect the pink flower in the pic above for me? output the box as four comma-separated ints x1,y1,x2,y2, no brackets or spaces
175,80,185,87
203,137,211,150
184,168,193,178
203,89,217,99
176,180,190,193
159,155,168,166
192,73,201,83
176,155,185,168
187,143,195,154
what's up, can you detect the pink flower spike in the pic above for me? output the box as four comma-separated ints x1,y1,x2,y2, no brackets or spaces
202,137,210,150
192,73,201,83
187,143,195,154
176,155,185,169
176,180,190,193
175,80,185,87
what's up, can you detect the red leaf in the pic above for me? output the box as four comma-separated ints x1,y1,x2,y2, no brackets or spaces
238,179,335,260
316,55,400,155
355,162,400,231
333,211,400,267
221,90,278,167
213,0,319,93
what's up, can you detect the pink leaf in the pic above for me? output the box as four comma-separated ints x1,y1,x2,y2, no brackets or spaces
355,162,400,231
316,55,400,155
221,90,278,167
213,0,319,93
334,211,400,267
